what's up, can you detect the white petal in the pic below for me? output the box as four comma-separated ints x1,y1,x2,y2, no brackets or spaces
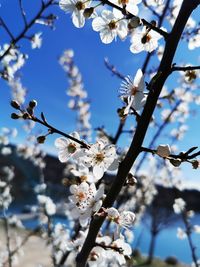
58,149,70,162
59,0,75,12
92,17,106,32
72,10,85,28
55,137,69,149
101,10,115,21
117,20,128,40
93,164,105,179
107,158,119,171
100,29,115,44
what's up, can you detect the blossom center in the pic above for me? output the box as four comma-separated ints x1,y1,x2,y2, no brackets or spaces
80,175,88,182
131,86,138,96
95,153,105,163
108,20,117,30
75,1,85,10
118,0,129,4
141,33,151,44
185,70,196,81
67,143,77,154
76,191,86,201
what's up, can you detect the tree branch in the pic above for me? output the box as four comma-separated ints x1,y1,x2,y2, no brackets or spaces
0,0,55,62
76,1,200,266
172,65,200,72
0,17,15,40
100,0,168,38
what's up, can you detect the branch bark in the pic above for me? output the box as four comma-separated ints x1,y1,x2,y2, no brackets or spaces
76,1,200,266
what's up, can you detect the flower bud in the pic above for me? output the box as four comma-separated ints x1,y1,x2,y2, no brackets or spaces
10,100,20,110
22,113,30,119
157,144,171,158
170,158,182,167
128,17,141,30
37,135,46,144
126,173,137,186
11,113,20,119
27,107,33,116
29,100,37,109
192,160,199,169
83,7,94,18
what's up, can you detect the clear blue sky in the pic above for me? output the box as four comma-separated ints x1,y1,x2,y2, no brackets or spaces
1,0,200,185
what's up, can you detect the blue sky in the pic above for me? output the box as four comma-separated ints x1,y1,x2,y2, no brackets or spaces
1,0,200,185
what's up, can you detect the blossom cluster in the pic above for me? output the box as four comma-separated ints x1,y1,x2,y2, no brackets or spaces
59,49,92,140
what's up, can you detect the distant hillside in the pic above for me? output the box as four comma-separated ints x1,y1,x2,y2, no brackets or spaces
1,145,200,211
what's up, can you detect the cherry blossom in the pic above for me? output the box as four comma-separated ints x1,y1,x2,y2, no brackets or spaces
173,198,186,214
130,26,163,53
177,227,187,240
59,0,91,28
109,0,141,15
106,207,135,228
55,132,83,162
82,139,118,179
68,182,104,226
31,32,43,49
92,9,128,44
119,68,146,113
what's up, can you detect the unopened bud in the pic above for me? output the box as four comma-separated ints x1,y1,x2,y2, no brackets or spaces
11,113,20,119
62,178,70,186
22,113,30,119
29,100,37,109
128,17,141,30
170,158,182,167
10,100,20,110
27,107,33,116
157,144,171,158
83,7,94,18
192,160,199,169
126,173,137,186
117,107,126,120
37,135,46,144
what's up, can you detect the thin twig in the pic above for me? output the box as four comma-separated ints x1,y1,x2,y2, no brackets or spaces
104,58,126,80
172,65,200,72
3,213,12,267
0,0,55,62
182,212,199,267
0,17,15,40
19,0,27,26
100,0,168,38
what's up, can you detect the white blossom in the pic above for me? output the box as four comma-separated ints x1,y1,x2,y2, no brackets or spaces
59,0,90,28
130,27,163,53
82,139,118,180
173,198,186,214
92,9,128,44
55,132,83,162
31,32,42,49
119,68,146,113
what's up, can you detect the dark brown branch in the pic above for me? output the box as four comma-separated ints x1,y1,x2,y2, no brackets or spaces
19,0,27,26
182,212,199,267
142,0,171,73
141,146,200,161
100,0,168,38
0,17,14,40
104,58,125,80
31,113,90,149
143,0,160,18
4,216,12,267
94,242,123,253
0,0,55,62
76,1,200,266
172,65,200,72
